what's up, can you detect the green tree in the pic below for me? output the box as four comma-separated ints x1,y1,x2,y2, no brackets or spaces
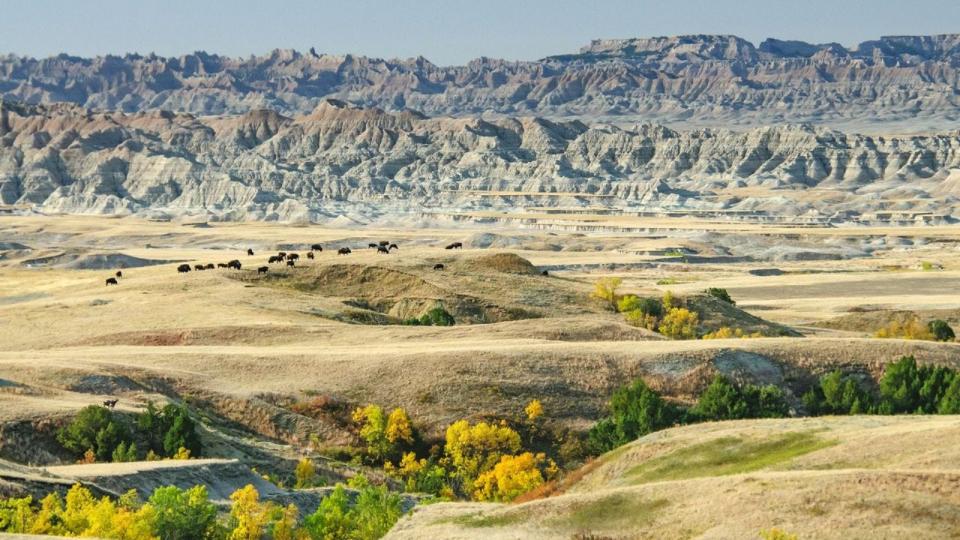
162,406,202,458
938,376,960,414
928,319,955,342
419,306,455,326
694,376,750,420
148,485,219,540
111,441,138,463
57,405,131,461
304,485,353,540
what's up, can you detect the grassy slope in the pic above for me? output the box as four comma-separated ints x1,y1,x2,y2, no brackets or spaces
387,416,960,539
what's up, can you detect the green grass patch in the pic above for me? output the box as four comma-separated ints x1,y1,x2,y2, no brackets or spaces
440,509,527,528
628,431,836,484
554,493,669,531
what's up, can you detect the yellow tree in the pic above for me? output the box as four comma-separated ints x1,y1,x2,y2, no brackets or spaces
524,400,543,423
473,452,556,502
445,420,521,488
385,408,414,447
658,307,699,339
294,458,317,489
228,485,272,540
591,277,622,310
29,493,65,535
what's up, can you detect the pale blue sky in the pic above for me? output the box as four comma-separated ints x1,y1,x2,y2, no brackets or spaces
1,0,958,65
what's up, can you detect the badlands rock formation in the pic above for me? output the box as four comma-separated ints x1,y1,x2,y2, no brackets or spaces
2,35,960,130
2,99,960,221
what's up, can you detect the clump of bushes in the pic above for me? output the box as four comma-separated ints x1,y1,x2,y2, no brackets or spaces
704,287,735,305
57,401,201,463
874,317,955,342
588,375,788,454
402,306,456,326
928,319,956,342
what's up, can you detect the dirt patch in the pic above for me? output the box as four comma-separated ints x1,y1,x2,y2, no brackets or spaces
455,253,541,275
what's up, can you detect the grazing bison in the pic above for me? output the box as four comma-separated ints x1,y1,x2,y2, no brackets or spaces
389,244,398,251
258,266,269,275
218,263,228,268
311,244,323,251
227,260,242,270
338,247,352,255
288,253,300,261
115,270,123,279
247,248,255,256
368,243,378,248
377,246,389,254
103,399,118,408
278,252,287,258
205,263,215,270
194,264,206,271
268,256,280,264
541,270,549,276
307,251,314,259
445,242,463,250
434,263,445,271
177,264,191,273
105,277,118,286
379,240,390,246
287,259,296,267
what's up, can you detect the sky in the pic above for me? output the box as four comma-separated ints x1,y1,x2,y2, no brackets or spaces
1,0,958,66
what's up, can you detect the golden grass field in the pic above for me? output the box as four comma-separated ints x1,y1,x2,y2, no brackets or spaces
3,213,960,537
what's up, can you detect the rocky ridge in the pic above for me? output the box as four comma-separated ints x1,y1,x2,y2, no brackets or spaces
2,99,960,221
2,34,960,130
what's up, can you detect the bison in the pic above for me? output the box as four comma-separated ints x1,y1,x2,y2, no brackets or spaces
268,256,281,264
247,248,255,256
311,244,323,251
389,243,398,251
103,399,118,409
368,243,378,248
307,251,314,259
105,277,118,286
115,270,123,279
205,263,215,270
379,240,390,246
278,252,287,258
434,263,445,271
377,246,389,254
338,247,352,255
288,253,300,261
258,266,269,275
541,270,549,276
287,259,296,267
445,242,463,250
177,264,191,273
218,263,228,268
194,264,206,271
227,260,242,270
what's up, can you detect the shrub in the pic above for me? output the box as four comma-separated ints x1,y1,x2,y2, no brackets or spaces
928,319,956,342
803,370,871,415
617,295,663,317
524,399,544,423
658,307,699,339
136,402,202,459
623,309,659,330
303,479,405,540
705,288,735,305
227,485,272,540
352,405,415,463
111,442,138,463
701,327,763,339
878,356,954,414
419,306,455,326
384,452,449,496
57,406,131,462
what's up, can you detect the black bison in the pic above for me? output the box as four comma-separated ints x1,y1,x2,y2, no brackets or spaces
445,242,463,250
247,248,255,256
105,277,118,286
177,264,191,273
115,270,123,279
379,241,390,246
307,251,314,259
368,243,378,248
278,252,287,258
434,263,445,271
542,270,549,276
389,244,399,251
227,260,242,270
103,399,118,408
258,266,269,275
268,256,281,264
204,263,215,270
194,264,206,271
286,259,296,267
311,244,323,251
338,247,352,255
377,246,389,254
288,253,300,261
218,263,228,268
